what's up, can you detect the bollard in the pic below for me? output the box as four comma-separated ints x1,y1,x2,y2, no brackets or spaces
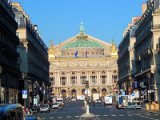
79,113,99,120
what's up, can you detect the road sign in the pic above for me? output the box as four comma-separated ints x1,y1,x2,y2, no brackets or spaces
22,90,27,99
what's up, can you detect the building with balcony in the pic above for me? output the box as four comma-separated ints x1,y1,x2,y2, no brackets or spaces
0,0,20,104
48,23,118,98
134,0,160,102
118,17,140,95
12,3,49,106
118,0,160,102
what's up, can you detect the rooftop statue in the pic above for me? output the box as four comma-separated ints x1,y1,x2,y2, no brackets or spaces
111,39,118,56
48,40,55,54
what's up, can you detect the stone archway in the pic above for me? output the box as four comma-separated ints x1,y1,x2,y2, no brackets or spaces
101,88,107,96
92,88,97,94
61,89,66,97
71,89,77,97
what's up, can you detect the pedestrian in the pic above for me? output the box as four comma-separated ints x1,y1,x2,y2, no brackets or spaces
93,101,95,108
104,102,106,108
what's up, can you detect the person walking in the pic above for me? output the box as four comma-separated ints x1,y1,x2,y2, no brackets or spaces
93,100,96,109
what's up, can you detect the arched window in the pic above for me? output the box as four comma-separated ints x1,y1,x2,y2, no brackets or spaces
60,77,66,85
61,72,65,75
82,72,85,74
101,76,106,84
70,76,77,85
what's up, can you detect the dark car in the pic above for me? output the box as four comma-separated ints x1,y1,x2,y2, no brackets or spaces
0,104,24,120
32,105,39,113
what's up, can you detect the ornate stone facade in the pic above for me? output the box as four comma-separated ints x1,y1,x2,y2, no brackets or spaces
12,3,49,106
49,23,118,98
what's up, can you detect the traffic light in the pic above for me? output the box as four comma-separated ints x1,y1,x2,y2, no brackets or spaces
85,80,89,88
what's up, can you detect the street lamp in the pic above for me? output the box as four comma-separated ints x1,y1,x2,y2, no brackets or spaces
84,80,90,114
146,72,151,110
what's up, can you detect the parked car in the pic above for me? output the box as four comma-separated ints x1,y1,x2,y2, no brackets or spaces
0,104,24,120
52,102,60,109
71,98,77,101
127,101,142,109
40,104,50,113
97,99,102,104
56,100,64,108
32,105,40,113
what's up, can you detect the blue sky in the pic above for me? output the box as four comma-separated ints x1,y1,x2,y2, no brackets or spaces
12,0,146,47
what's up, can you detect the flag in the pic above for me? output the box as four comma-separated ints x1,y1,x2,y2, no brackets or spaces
74,51,78,58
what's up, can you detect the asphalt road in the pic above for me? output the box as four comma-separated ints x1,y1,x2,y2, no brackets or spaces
36,101,160,120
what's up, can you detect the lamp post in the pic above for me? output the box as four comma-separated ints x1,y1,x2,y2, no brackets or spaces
85,80,90,114
147,72,151,110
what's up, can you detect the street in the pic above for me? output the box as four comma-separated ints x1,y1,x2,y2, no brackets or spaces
36,101,160,120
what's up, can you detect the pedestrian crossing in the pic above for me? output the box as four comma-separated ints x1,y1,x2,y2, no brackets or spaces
40,112,160,120
40,114,134,119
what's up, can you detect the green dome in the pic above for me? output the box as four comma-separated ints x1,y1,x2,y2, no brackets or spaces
62,38,103,49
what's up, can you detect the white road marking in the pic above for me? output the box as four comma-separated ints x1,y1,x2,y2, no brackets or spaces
128,112,159,120
58,117,63,119
127,114,133,116
96,115,100,117
103,115,108,116
49,117,54,119
66,116,71,118
111,114,116,116
75,116,79,117
119,114,124,116
41,118,46,120
137,115,160,120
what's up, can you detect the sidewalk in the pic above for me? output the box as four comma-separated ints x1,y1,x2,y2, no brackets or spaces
147,110,160,115
141,103,160,115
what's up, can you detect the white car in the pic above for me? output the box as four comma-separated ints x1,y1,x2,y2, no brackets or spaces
127,101,142,109
40,104,50,113
56,100,64,107
52,102,60,109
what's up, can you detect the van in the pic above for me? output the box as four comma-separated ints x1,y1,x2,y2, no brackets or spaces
0,104,24,120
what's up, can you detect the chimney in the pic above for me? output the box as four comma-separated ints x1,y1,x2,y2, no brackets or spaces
142,3,147,14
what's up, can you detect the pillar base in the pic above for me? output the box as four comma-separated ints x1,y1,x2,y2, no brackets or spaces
80,113,98,120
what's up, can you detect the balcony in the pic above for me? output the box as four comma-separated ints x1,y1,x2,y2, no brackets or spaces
152,24,160,30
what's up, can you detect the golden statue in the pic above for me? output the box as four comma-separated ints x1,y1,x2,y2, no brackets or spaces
111,39,118,56
48,40,55,55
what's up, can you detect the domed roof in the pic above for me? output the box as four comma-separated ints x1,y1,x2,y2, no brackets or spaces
62,23,103,49
62,38,103,49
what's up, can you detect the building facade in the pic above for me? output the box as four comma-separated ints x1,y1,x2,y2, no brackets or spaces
134,0,160,102
118,0,160,102
49,23,118,98
12,3,49,106
118,17,140,95
0,0,20,104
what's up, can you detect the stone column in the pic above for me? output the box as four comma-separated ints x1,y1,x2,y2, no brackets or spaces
67,72,70,86
77,72,81,85
97,71,101,86
107,70,111,85
87,70,89,83
57,73,60,86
